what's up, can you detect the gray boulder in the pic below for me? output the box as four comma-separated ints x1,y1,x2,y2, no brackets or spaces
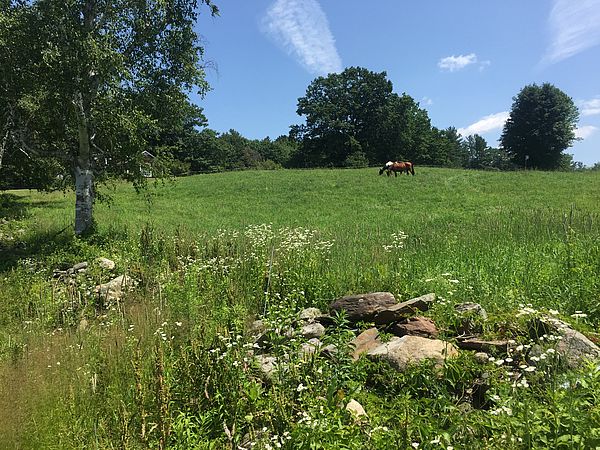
299,307,322,322
454,302,488,335
372,293,436,325
255,354,278,379
367,335,458,371
329,292,397,323
301,322,326,339
96,257,116,270
95,275,134,304
537,316,600,369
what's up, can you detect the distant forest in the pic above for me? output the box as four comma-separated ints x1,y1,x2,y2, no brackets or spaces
1,65,595,191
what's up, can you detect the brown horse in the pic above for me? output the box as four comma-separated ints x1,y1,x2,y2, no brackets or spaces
379,161,415,176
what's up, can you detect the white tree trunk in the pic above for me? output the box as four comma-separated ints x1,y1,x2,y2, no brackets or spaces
74,90,94,235
0,129,7,171
74,166,94,234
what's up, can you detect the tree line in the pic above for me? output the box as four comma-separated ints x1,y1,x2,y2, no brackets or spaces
147,68,583,174
0,2,588,235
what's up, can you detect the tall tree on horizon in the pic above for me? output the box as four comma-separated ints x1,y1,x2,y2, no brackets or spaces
291,67,435,167
291,67,394,166
500,83,579,170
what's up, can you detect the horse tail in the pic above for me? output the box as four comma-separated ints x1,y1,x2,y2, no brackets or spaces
409,162,415,175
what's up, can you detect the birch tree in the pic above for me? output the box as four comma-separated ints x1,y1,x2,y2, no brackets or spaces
1,0,217,234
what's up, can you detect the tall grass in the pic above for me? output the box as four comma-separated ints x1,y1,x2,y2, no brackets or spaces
1,167,600,448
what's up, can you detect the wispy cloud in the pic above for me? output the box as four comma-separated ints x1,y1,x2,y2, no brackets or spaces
576,125,599,139
438,53,477,72
262,0,342,75
458,111,509,136
543,0,600,64
478,60,492,72
421,96,433,106
579,97,600,116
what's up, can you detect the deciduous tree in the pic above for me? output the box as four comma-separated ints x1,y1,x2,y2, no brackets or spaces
292,67,394,167
1,0,218,234
292,67,435,167
500,83,579,170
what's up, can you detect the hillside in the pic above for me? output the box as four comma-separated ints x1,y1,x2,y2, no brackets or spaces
1,167,600,448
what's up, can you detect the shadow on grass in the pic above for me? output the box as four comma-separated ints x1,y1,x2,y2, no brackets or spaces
0,225,73,272
0,225,132,273
0,193,29,221
1,193,131,273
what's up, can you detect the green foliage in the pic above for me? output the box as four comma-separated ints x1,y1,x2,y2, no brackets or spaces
501,83,579,170
0,0,219,234
344,150,370,168
291,67,436,167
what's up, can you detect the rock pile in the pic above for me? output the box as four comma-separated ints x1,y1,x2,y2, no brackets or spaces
252,292,457,378
251,291,600,382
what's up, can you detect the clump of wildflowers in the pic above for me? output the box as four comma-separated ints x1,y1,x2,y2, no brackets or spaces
382,231,408,252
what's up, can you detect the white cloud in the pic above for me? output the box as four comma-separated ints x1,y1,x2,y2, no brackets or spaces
478,60,491,71
576,125,599,139
421,96,433,106
438,53,477,72
458,111,510,136
262,0,342,75
544,0,600,64
579,97,600,116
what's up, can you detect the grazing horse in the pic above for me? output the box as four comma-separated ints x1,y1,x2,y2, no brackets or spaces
379,161,415,176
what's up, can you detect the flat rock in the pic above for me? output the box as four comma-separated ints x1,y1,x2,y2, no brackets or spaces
372,293,436,325
350,327,382,360
456,338,509,353
391,316,438,338
301,322,326,339
95,275,134,304
329,292,397,323
367,335,458,371
72,262,88,271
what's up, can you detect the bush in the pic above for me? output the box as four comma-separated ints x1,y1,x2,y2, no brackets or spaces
344,151,369,168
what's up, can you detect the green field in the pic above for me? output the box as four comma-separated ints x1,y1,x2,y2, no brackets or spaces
1,167,600,448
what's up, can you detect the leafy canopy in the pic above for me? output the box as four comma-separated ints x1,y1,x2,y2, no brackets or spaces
500,83,579,170
0,0,218,232
291,67,435,167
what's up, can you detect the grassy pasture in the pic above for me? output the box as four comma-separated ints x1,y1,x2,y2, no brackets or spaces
1,167,600,448
8,167,600,314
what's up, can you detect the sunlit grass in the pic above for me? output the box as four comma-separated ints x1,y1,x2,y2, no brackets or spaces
1,167,600,448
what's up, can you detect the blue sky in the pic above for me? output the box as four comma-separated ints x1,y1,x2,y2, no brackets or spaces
193,0,600,165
